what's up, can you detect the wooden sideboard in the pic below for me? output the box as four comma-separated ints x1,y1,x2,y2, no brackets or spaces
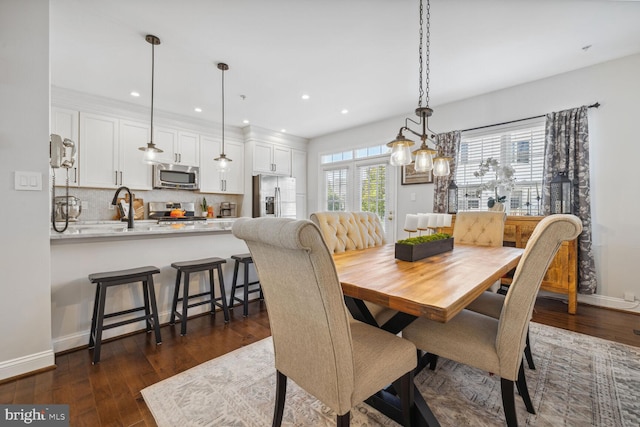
441,215,578,314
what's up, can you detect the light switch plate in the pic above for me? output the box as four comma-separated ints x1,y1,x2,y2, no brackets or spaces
15,171,42,191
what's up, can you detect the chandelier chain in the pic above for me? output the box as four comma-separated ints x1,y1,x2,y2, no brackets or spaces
418,0,424,107
425,0,430,108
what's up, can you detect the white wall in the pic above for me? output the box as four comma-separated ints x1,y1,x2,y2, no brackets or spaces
308,53,640,311
0,0,55,380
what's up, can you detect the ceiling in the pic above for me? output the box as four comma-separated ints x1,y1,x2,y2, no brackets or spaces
50,0,640,139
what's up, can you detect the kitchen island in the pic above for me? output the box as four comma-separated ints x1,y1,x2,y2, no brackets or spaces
50,218,258,353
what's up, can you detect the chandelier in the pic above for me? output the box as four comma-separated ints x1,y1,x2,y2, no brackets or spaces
138,34,164,163
387,0,451,177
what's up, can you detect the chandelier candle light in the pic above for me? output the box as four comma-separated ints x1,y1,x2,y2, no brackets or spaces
387,0,451,177
138,35,164,163
214,62,232,171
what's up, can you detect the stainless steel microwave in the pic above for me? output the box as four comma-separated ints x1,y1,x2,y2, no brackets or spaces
153,163,200,190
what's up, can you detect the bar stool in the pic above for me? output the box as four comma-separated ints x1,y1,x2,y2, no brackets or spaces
88,266,162,364
169,257,230,335
230,253,263,317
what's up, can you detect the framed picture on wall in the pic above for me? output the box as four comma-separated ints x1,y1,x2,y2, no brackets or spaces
401,162,434,185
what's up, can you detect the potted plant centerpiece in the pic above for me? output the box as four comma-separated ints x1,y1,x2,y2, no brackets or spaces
395,232,454,262
474,157,516,212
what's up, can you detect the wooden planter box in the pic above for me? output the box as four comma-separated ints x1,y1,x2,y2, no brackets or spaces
395,238,454,262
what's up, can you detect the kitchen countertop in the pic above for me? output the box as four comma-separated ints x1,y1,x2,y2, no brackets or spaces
50,218,238,242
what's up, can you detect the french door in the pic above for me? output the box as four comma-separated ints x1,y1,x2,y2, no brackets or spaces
322,157,396,242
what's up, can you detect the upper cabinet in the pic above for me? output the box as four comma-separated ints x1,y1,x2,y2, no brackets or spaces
291,149,307,194
153,128,200,166
199,135,244,194
50,107,79,187
79,113,152,190
253,141,291,176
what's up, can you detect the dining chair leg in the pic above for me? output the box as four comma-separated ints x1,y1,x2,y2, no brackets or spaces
500,378,518,427
524,328,535,370
272,370,287,427
336,412,350,427
399,370,414,427
517,361,535,414
426,353,439,371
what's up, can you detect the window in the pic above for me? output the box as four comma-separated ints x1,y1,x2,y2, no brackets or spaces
324,168,348,211
455,118,544,215
320,145,395,240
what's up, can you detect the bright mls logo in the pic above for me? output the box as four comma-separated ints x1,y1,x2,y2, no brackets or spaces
1,405,69,426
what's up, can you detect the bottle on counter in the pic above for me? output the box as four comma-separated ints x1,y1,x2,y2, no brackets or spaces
207,205,214,218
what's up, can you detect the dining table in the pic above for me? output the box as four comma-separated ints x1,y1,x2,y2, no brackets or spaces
332,242,524,427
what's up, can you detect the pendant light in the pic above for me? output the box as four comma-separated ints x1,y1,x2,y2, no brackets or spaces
388,0,450,177
214,62,232,171
138,34,164,163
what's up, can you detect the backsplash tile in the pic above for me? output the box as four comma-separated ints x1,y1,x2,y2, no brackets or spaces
54,187,243,221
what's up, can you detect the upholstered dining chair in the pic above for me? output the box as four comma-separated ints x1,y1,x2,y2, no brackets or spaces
458,211,536,370
402,214,583,427
232,217,416,427
310,211,396,326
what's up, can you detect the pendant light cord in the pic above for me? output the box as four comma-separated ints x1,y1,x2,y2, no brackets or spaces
150,42,155,145
221,65,225,155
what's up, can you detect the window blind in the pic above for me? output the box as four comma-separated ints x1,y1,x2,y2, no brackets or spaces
455,118,545,215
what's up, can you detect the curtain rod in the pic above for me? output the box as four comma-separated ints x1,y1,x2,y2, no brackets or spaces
460,102,600,133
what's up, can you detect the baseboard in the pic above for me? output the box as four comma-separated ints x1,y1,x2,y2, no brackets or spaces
539,291,640,314
0,350,55,382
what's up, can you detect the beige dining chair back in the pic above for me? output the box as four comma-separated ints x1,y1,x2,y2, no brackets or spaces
402,214,582,427
232,217,416,427
460,210,535,370
310,211,395,326
452,210,506,247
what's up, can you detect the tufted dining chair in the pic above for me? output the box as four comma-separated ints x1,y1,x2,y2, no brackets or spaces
403,214,583,427
310,211,396,326
458,211,536,370
232,217,416,427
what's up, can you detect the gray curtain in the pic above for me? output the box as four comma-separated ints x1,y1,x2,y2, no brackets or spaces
543,106,596,294
433,131,461,213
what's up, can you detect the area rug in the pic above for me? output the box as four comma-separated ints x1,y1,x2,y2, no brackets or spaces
142,323,640,426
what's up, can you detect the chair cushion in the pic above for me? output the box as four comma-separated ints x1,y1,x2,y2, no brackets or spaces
465,290,505,319
402,309,505,378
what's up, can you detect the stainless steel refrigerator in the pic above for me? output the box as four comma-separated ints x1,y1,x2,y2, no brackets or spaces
252,175,297,218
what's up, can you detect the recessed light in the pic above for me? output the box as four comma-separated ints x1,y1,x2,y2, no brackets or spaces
243,119,250,124
301,94,310,100
130,91,140,97
341,109,349,114
194,107,202,113
280,129,287,133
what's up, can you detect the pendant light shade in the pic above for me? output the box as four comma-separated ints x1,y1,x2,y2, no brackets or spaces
214,62,232,171
433,155,452,177
138,35,163,163
388,133,414,166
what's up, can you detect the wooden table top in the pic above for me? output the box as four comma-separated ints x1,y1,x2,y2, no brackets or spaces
333,244,523,323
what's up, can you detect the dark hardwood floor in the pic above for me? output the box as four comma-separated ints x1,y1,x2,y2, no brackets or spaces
1,297,639,426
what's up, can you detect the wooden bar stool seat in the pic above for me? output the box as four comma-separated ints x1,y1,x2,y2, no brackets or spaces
88,266,162,364
169,257,229,335
230,253,263,317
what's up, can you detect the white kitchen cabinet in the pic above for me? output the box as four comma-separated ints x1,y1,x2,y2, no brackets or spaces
50,107,79,187
199,135,244,194
79,113,152,190
119,119,153,189
253,141,291,175
154,128,199,166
